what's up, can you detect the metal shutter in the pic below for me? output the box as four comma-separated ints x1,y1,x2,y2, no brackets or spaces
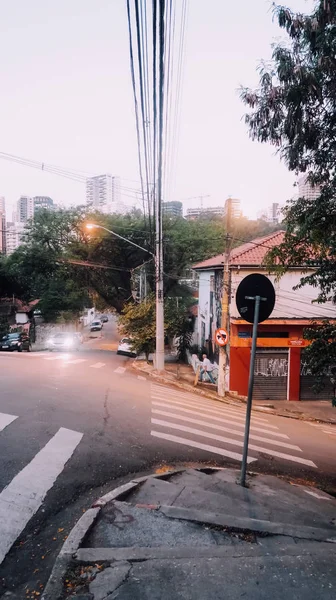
253,350,288,401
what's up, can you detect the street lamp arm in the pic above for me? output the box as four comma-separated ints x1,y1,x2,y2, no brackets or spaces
88,224,154,257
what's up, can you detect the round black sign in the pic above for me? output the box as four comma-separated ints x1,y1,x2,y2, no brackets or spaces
235,274,275,324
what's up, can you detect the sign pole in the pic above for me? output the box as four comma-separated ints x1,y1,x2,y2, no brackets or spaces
240,295,261,487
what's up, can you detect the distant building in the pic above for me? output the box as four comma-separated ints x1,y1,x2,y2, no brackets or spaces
258,202,283,224
186,206,225,220
17,196,34,222
163,201,183,218
34,196,55,212
5,222,25,255
0,197,6,254
298,174,321,201
86,174,121,213
224,197,241,220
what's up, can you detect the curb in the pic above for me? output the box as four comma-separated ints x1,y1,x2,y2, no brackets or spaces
132,361,336,426
41,465,336,600
40,468,187,600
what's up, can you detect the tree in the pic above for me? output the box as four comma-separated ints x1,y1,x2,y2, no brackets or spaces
119,293,195,361
241,1,336,396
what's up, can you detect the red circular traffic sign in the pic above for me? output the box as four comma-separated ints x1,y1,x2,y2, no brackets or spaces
215,328,228,347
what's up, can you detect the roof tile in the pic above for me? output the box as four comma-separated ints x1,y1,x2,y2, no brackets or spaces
193,231,285,270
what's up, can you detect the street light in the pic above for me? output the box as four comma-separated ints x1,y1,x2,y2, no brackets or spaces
86,223,154,257
86,223,165,372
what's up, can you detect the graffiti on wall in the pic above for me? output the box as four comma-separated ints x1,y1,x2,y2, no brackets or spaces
255,356,288,377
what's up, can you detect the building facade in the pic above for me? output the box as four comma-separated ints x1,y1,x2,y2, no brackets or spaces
186,206,225,220
163,201,183,218
0,197,5,253
193,231,336,401
224,197,241,220
17,196,34,222
298,174,321,201
34,196,55,212
86,174,121,212
5,222,26,255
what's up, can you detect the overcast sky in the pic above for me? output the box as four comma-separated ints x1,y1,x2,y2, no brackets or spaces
0,0,313,219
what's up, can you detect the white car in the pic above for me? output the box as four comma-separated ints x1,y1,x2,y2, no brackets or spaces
117,338,136,357
90,320,103,332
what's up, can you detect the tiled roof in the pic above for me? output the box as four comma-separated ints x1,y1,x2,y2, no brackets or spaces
192,231,285,270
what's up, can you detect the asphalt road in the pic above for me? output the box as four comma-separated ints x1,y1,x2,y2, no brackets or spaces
0,318,335,597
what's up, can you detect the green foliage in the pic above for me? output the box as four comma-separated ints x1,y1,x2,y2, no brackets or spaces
119,292,195,361
119,296,156,360
0,316,9,339
0,206,279,323
303,322,336,394
241,1,336,397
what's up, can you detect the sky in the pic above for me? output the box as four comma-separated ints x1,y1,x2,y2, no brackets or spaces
0,0,314,219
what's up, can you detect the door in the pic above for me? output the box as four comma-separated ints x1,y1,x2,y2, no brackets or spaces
253,350,288,400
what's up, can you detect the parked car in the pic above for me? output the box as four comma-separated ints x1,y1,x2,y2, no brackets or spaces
117,338,136,357
0,332,31,352
100,315,109,323
90,320,103,332
47,332,81,351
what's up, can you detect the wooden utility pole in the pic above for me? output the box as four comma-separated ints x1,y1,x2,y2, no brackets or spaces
217,199,232,397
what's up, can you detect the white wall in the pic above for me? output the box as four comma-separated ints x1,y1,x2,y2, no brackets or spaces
16,313,29,324
197,270,213,345
230,269,335,319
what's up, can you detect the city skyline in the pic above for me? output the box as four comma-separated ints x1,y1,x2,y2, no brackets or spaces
0,0,314,222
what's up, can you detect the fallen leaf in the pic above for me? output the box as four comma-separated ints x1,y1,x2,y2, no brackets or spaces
57,528,64,533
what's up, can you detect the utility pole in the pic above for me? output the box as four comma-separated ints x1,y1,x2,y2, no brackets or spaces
217,198,232,397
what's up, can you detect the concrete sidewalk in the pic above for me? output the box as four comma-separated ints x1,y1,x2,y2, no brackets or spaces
43,467,336,600
133,359,336,425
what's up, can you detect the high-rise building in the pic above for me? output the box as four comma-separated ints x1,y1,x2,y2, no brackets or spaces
224,197,241,220
298,174,321,201
86,174,121,212
163,201,183,218
5,222,25,255
0,197,6,254
17,196,34,222
34,196,55,212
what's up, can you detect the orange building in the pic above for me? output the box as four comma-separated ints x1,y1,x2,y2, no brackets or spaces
193,232,335,401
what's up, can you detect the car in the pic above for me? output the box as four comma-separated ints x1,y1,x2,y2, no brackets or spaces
117,338,136,357
47,332,81,351
0,332,31,352
100,315,109,323
90,320,103,332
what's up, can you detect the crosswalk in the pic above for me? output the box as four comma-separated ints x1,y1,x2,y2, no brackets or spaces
0,352,125,373
0,414,83,565
150,384,317,468
307,421,336,439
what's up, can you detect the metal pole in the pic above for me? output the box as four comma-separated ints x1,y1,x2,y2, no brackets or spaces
240,294,261,487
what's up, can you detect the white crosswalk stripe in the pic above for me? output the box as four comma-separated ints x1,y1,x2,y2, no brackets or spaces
90,362,106,369
114,367,126,374
0,413,17,432
307,421,336,439
65,359,87,365
150,385,317,468
0,426,83,565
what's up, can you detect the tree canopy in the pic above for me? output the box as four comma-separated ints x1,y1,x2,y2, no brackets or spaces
241,1,336,393
0,206,280,321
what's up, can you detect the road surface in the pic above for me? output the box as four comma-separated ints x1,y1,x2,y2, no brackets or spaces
0,318,335,597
